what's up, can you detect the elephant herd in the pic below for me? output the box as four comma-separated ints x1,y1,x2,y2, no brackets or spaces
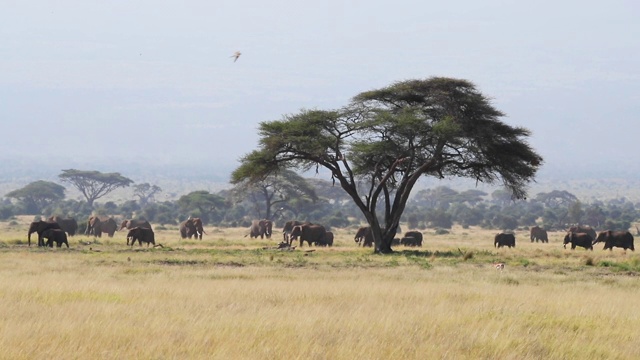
494,225,635,252
25,216,636,253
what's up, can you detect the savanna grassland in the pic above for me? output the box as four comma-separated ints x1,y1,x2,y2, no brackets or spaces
1,217,639,359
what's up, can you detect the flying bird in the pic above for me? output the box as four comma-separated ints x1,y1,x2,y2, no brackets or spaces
231,51,241,62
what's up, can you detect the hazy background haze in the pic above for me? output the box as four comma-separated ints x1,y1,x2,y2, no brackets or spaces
1,1,638,186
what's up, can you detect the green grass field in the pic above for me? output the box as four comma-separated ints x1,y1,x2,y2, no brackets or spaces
1,217,639,359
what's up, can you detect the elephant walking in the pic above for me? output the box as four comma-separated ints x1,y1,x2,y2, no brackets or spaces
41,228,69,248
119,219,152,231
403,231,423,246
563,232,593,250
28,220,62,247
290,224,327,247
127,227,156,247
248,219,273,239
593,230,634,251
354,226,374,247
530,226,548,243
86,216,117,237
568,225,597,242
48,216,78,236
282,220,306,244
179,217,206,239
494,233,516,248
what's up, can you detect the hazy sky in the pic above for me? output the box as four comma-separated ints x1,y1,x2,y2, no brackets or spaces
1,1,638,178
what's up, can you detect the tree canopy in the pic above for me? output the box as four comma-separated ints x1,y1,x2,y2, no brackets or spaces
231,169,318,221
133,183,162,207
58,169,133,207
177,190,226,224
234,77,543,252
5,180,66,214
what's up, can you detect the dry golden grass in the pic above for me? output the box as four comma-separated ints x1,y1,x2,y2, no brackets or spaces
1,219,639,359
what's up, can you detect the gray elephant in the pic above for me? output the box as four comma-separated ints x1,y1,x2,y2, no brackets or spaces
41,228,69,248
48,216,78,236
530,226,548,243
28,220,62,247
85,216,117,237
563,232,593,250
593,230,634,251
127,227,156,247
248,219,273,239
354,226,374,247
313,231,333,247
119,219,152,231
282,220,306,244
568,225,597,241
290,224,327,247
494,233,515,248
179,217,206,239
403,231,423,246
400,236,421,247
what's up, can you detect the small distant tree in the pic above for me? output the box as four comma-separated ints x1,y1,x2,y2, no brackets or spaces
5,180,66,214
231,170,318,220
58,169,133,208
177,191,226,224
133,183,162,207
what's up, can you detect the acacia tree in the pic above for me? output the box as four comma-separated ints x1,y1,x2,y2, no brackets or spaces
5,180,66,214
58,169,133,207
177,190,226,224
231,169,318,220
232,77,543,253
133,183,162,207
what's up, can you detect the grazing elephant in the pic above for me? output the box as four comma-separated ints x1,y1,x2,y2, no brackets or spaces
28,221,62,247
248,219,273,239
593,230,635,251
48,216,78,236
119,219,152,231
85,216,117,237
179,217,206,239
568,225,597,241
290,224,327,247
127,227,156,247
494,233,516,248
530,226,548,243
41,228,69,248
403,231,423,246
563,232,593,250
282,220,306,244
354,226,374,247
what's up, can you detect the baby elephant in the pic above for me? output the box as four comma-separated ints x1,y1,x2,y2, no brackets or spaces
41,228,69,248
127,227,156,247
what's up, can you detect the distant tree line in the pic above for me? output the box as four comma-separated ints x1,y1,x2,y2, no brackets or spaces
1,170,637,233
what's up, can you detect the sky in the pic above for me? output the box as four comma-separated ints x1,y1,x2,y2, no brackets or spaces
1,1,638,181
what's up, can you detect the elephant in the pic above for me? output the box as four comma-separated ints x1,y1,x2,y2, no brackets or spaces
354,226,374,247
593,230,635,251
48,216,78,236
127,227,156,247
282,220,306,244
248,219,273,239
403,231,423,246
119,219,152,231
28,220,62,247
400,236,421,247
179,217,206,239
41,228,69,248
85,216,117,237
290,224,327,247
494,233,515,248
530,226,548,243
568,225,597,241
314,231,333,247
563,232,593,250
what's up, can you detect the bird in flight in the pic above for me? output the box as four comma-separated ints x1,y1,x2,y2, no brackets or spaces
231,51,241,62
